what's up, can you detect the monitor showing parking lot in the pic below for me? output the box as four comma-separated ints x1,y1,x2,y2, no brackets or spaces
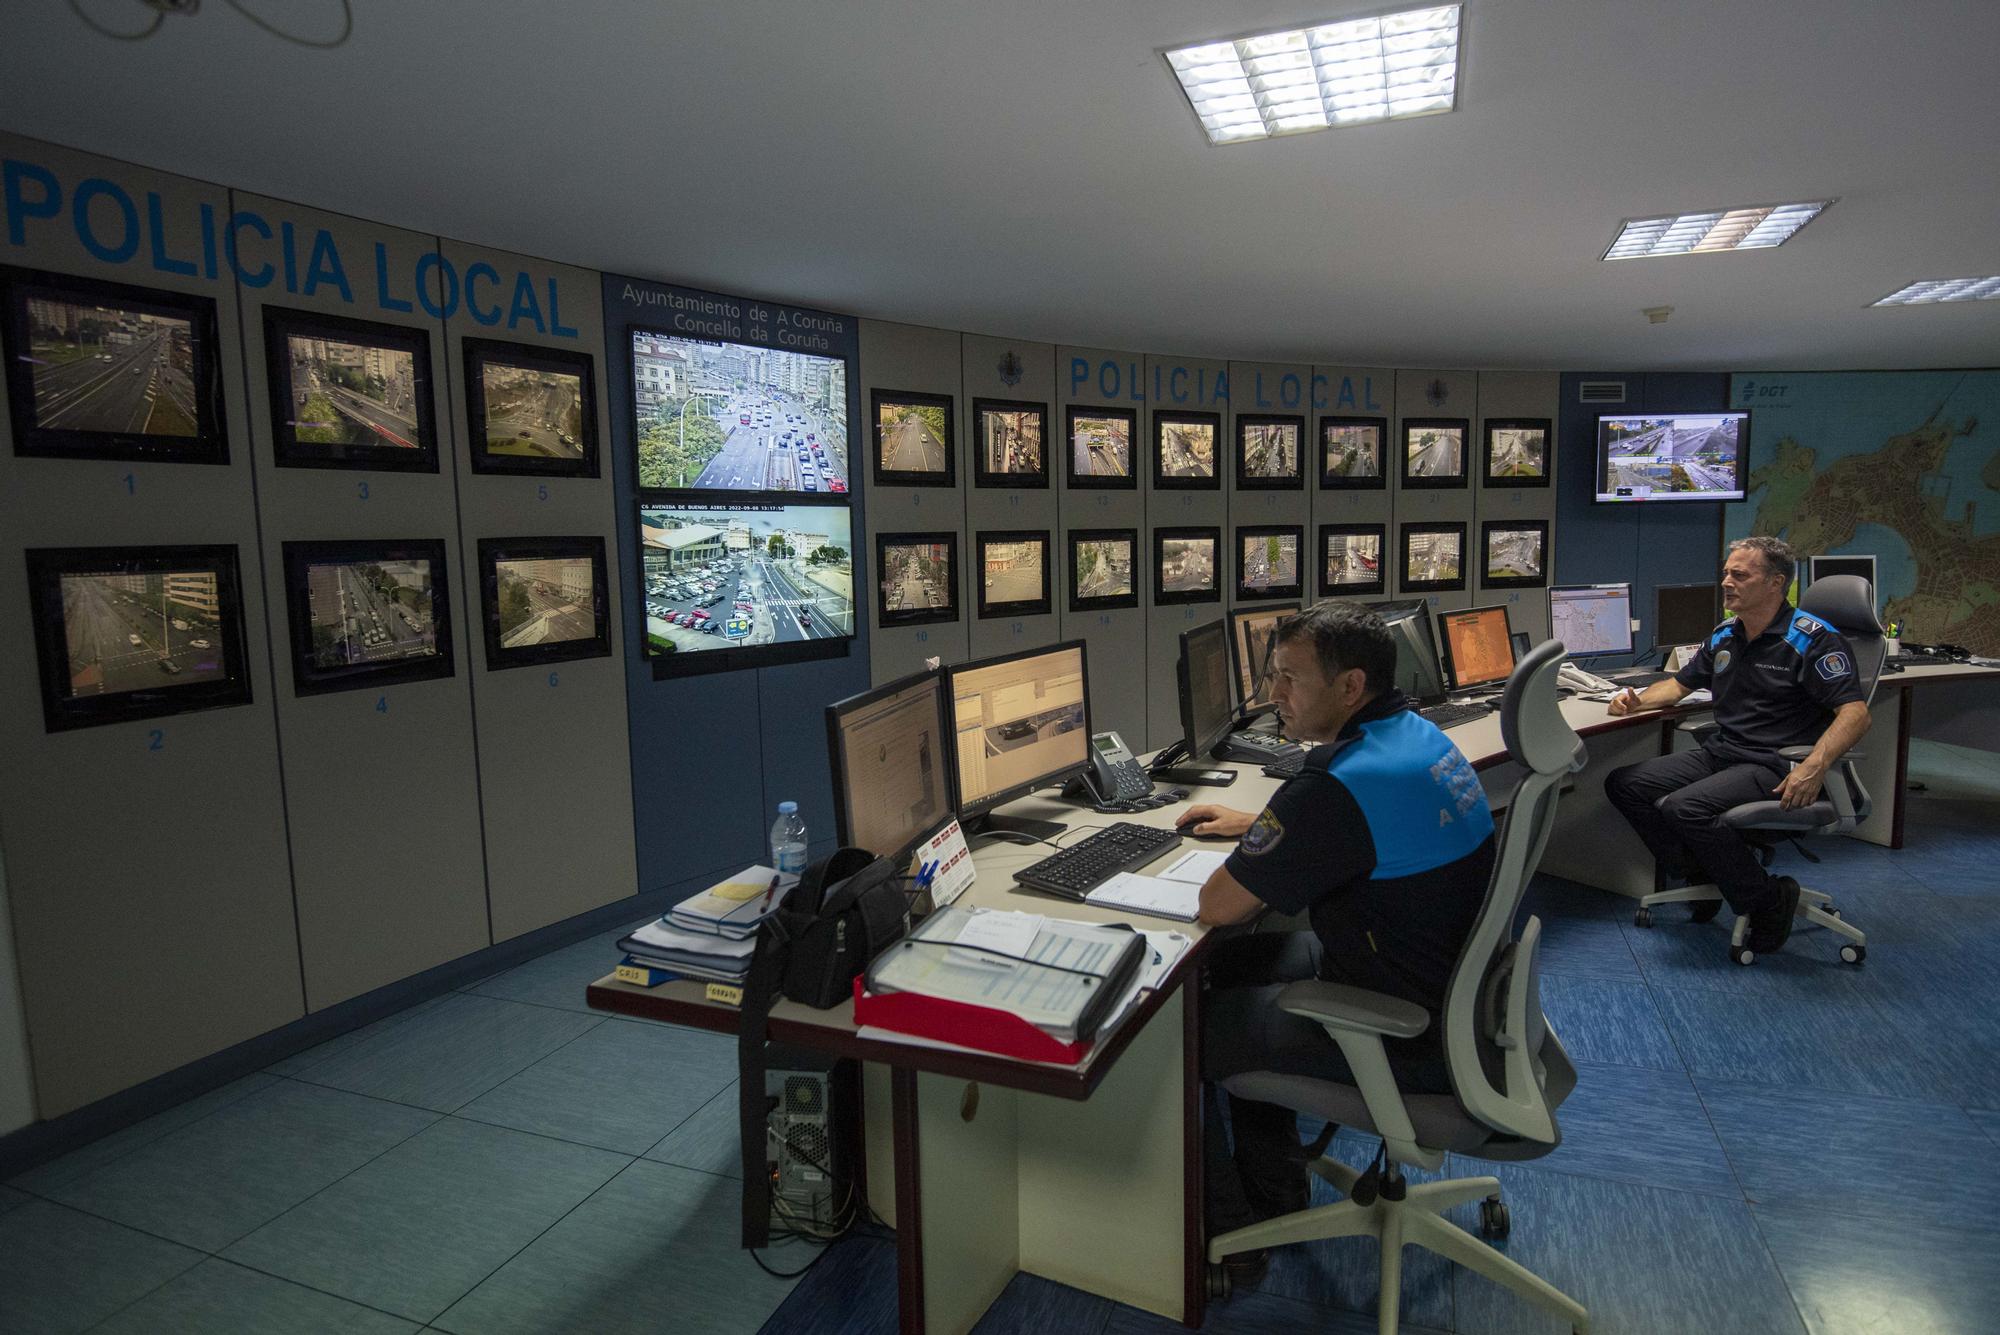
639,502,854,657
632,331,849,493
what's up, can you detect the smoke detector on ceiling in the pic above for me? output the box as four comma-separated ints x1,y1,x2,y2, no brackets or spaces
1642,306,1674,324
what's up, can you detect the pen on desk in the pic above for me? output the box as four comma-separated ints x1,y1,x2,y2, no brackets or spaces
760,873,780,910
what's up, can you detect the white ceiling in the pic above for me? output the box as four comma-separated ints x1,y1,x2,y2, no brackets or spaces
5,0,1997,371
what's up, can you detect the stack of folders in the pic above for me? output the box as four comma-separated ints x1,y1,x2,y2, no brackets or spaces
614,865,789,985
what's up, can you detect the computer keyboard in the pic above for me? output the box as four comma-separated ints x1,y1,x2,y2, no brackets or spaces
1419,700,1492,730
1014,822,1184,900
1262,751,1306,779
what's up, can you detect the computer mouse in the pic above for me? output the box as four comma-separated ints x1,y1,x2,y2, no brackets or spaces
1165,787,1190,801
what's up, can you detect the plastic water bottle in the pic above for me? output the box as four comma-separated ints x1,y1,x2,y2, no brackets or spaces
770,801,808,885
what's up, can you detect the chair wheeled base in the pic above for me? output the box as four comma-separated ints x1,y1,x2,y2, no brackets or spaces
1632,880,1867,966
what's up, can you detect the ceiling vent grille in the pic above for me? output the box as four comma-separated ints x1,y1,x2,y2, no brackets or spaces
1577,381,1626,404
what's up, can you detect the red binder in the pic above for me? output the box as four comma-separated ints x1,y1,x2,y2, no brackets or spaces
851,976,1095,1066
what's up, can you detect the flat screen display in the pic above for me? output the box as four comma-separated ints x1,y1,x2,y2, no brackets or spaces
281,539,455,696
1156,528,1221,604
631,329,848,493
1237,526,1302,599
640,503,854,657
976,531,1051,618
872,389,953,487
1321,525,1385,595
1179,619,1236,759
1231,604,1295,708
1595,412,1748,502
947,643,1089,816
1069,529,1137,611
266,307,436,471
1655,582,1721,647
1401,524,1465,592
465,337,598,478
973,399,1047,487
1066,406,1135,487
876,531,958,627
1549,583,1635,656
1154,411,1218,487
828,669,954,862
1438,604,1515,691
478,536,611,670
1367,599,1449,704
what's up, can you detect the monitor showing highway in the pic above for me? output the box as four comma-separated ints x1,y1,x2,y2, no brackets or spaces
1241,531,1299,592
1596,413,1747,501
1406,424,1465,479
285,333,421,450
22,297,197,438
1160,535,1217,594
303,558,440,669
57,569,227,697
480,359,584,461
1487,426,1547,479
495,556,597,647
876,399,949,477
633,331,848,492
1070,412,1131,478
640,503,853,655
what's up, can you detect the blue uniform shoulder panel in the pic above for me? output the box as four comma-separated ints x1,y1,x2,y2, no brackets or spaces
1326,711,1494,880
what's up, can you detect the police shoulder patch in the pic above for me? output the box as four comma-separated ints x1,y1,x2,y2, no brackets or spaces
1240,808,1284,856
1794,613,1824,635
1815,651,1851,680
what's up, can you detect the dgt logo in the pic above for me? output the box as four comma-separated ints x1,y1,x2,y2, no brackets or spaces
1740,380,1788,401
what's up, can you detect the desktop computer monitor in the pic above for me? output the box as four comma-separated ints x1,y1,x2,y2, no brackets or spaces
1807,554,1876,600
1230,603,1296,714
1436,604,1516,692
1655,582,1721,648
1549,583,1634,656
1365,599,1449,704
944,641,1091,840
1178,619,1239,763
826,668,956,866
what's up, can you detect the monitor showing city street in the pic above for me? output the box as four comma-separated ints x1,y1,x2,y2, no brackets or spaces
282,540,455,694
267,309,434,468
480,537,611,669
1483,522,1547,587
1238,416,1302,485
1155,412,1218,486
640,503,854,657
873,391,953,486
1067,408,1134,486
1321,419,1385,486
877,533,956,626
2,269,227,463
976,532,1050,617
1403,419,1467,485
1484,420,1550,484
1238,527,1302,597
1322,526,1385,593
973,400,1046,485
1156,529,1220,603
1069,530,1136,609
481,362,584,459
632,330,848,492
1402,524,1466,590
1595,412,1748,502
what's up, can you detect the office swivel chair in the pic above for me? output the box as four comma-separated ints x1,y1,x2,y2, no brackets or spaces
1206,639,1590,1334
1632,573,1877,966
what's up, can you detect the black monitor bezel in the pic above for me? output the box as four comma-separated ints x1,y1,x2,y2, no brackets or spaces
1063,404,1138,491
1400,521,1468,593
870,387,957,490
476,534,612,672
263,304,438,473
2,265,229,466
1400,417,1470,490
1234,413,1306,491
875,530,961,628
1364,597,1450,706
1654,580,1723,647
1154,526,1222,606
1319,415,1388,490
1152,409,1221,490
1480,518,1550,590
465,335,599,479
1436,602,1518,692
1592,411,1750,504
825,666,958,864
974,529,1053,619
1318,522,1387,597
1235,523,1305,601
970,397,1050,489
1067,528,1140,612
944,639,1092,821
1229,601,1298,710
281,537,456,697
25,543,254,732
1178,618,1239,762
1481,417,1552,489
1548,582,1636,656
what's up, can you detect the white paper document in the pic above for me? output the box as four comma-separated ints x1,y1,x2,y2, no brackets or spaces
1083,871,1201,922
1155,849,1228,885
1137,930,1193,989
950,909,1044,965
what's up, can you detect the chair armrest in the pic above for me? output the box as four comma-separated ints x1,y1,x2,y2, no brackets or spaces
1677,718,1719,742
1778,744,1865,762
1277,981,1431,1039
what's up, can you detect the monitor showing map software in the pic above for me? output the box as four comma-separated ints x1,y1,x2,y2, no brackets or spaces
1550,583,1634,656
1595,412,1748,503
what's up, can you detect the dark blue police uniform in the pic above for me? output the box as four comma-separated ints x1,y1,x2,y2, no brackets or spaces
1605,605,1865,912
1202,690,1495,1234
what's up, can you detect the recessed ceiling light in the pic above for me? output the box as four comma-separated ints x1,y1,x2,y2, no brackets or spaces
1870,277,2000,306
1164,5,1462,145
1601,201,1832,261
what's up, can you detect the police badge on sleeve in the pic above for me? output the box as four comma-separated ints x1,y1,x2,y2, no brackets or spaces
1241,809,1284,856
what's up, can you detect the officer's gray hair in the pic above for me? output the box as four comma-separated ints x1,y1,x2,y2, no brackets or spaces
1728,535,1796,587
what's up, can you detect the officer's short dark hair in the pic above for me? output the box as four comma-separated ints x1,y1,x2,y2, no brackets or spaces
1728,535,1796,587
1273,600,1395,696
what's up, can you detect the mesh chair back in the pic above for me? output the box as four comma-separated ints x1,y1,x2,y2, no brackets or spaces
1799,574,1885,707
1441,640,1581,1145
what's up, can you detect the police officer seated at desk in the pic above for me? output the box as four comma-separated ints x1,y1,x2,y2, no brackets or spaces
1604,535,1870,954
1176,600,1496,1280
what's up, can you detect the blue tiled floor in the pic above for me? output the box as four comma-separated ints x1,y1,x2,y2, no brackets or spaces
3,745,1993,1332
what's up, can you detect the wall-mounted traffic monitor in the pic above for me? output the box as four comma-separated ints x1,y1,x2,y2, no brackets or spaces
1236,524,1303,601
630,328,842,492
1437,603,1517,692
875,531,959,628
1481,520,1549,590
1154,526,1221,605
477,535,611,672
826,667,956,865
945,640,1090,840
281,538,455,697
640,501,855,673
870,388,955,489
1,265,228,465
1549,583,1635,657
1068,528,1138,612
25,544,253,731
1400,522,1466,592
1064,405,1136,489
1319,523,1386,597
1400,418,1469,489
264,305,437,472
1152,410,1220,489
1320,416,1387,489
975,530,1052,619
971,398,1049,489
1655,582,1722,648
1594,412,1748,503
1481,418,1551,488
1235,414,1304,490
466,336,598,479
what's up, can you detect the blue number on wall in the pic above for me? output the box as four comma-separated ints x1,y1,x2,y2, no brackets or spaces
147,728,163,751
1097,494,1108,508
548,671,560,687
375,694,388,714
916,629,929,642
357,481,370,501
1010,621,1023,634
537,483,549,502
1182,495,1192,507
123,472,136,495
1098,614,1111,626
913,493,921,508
1008,494,1019,508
